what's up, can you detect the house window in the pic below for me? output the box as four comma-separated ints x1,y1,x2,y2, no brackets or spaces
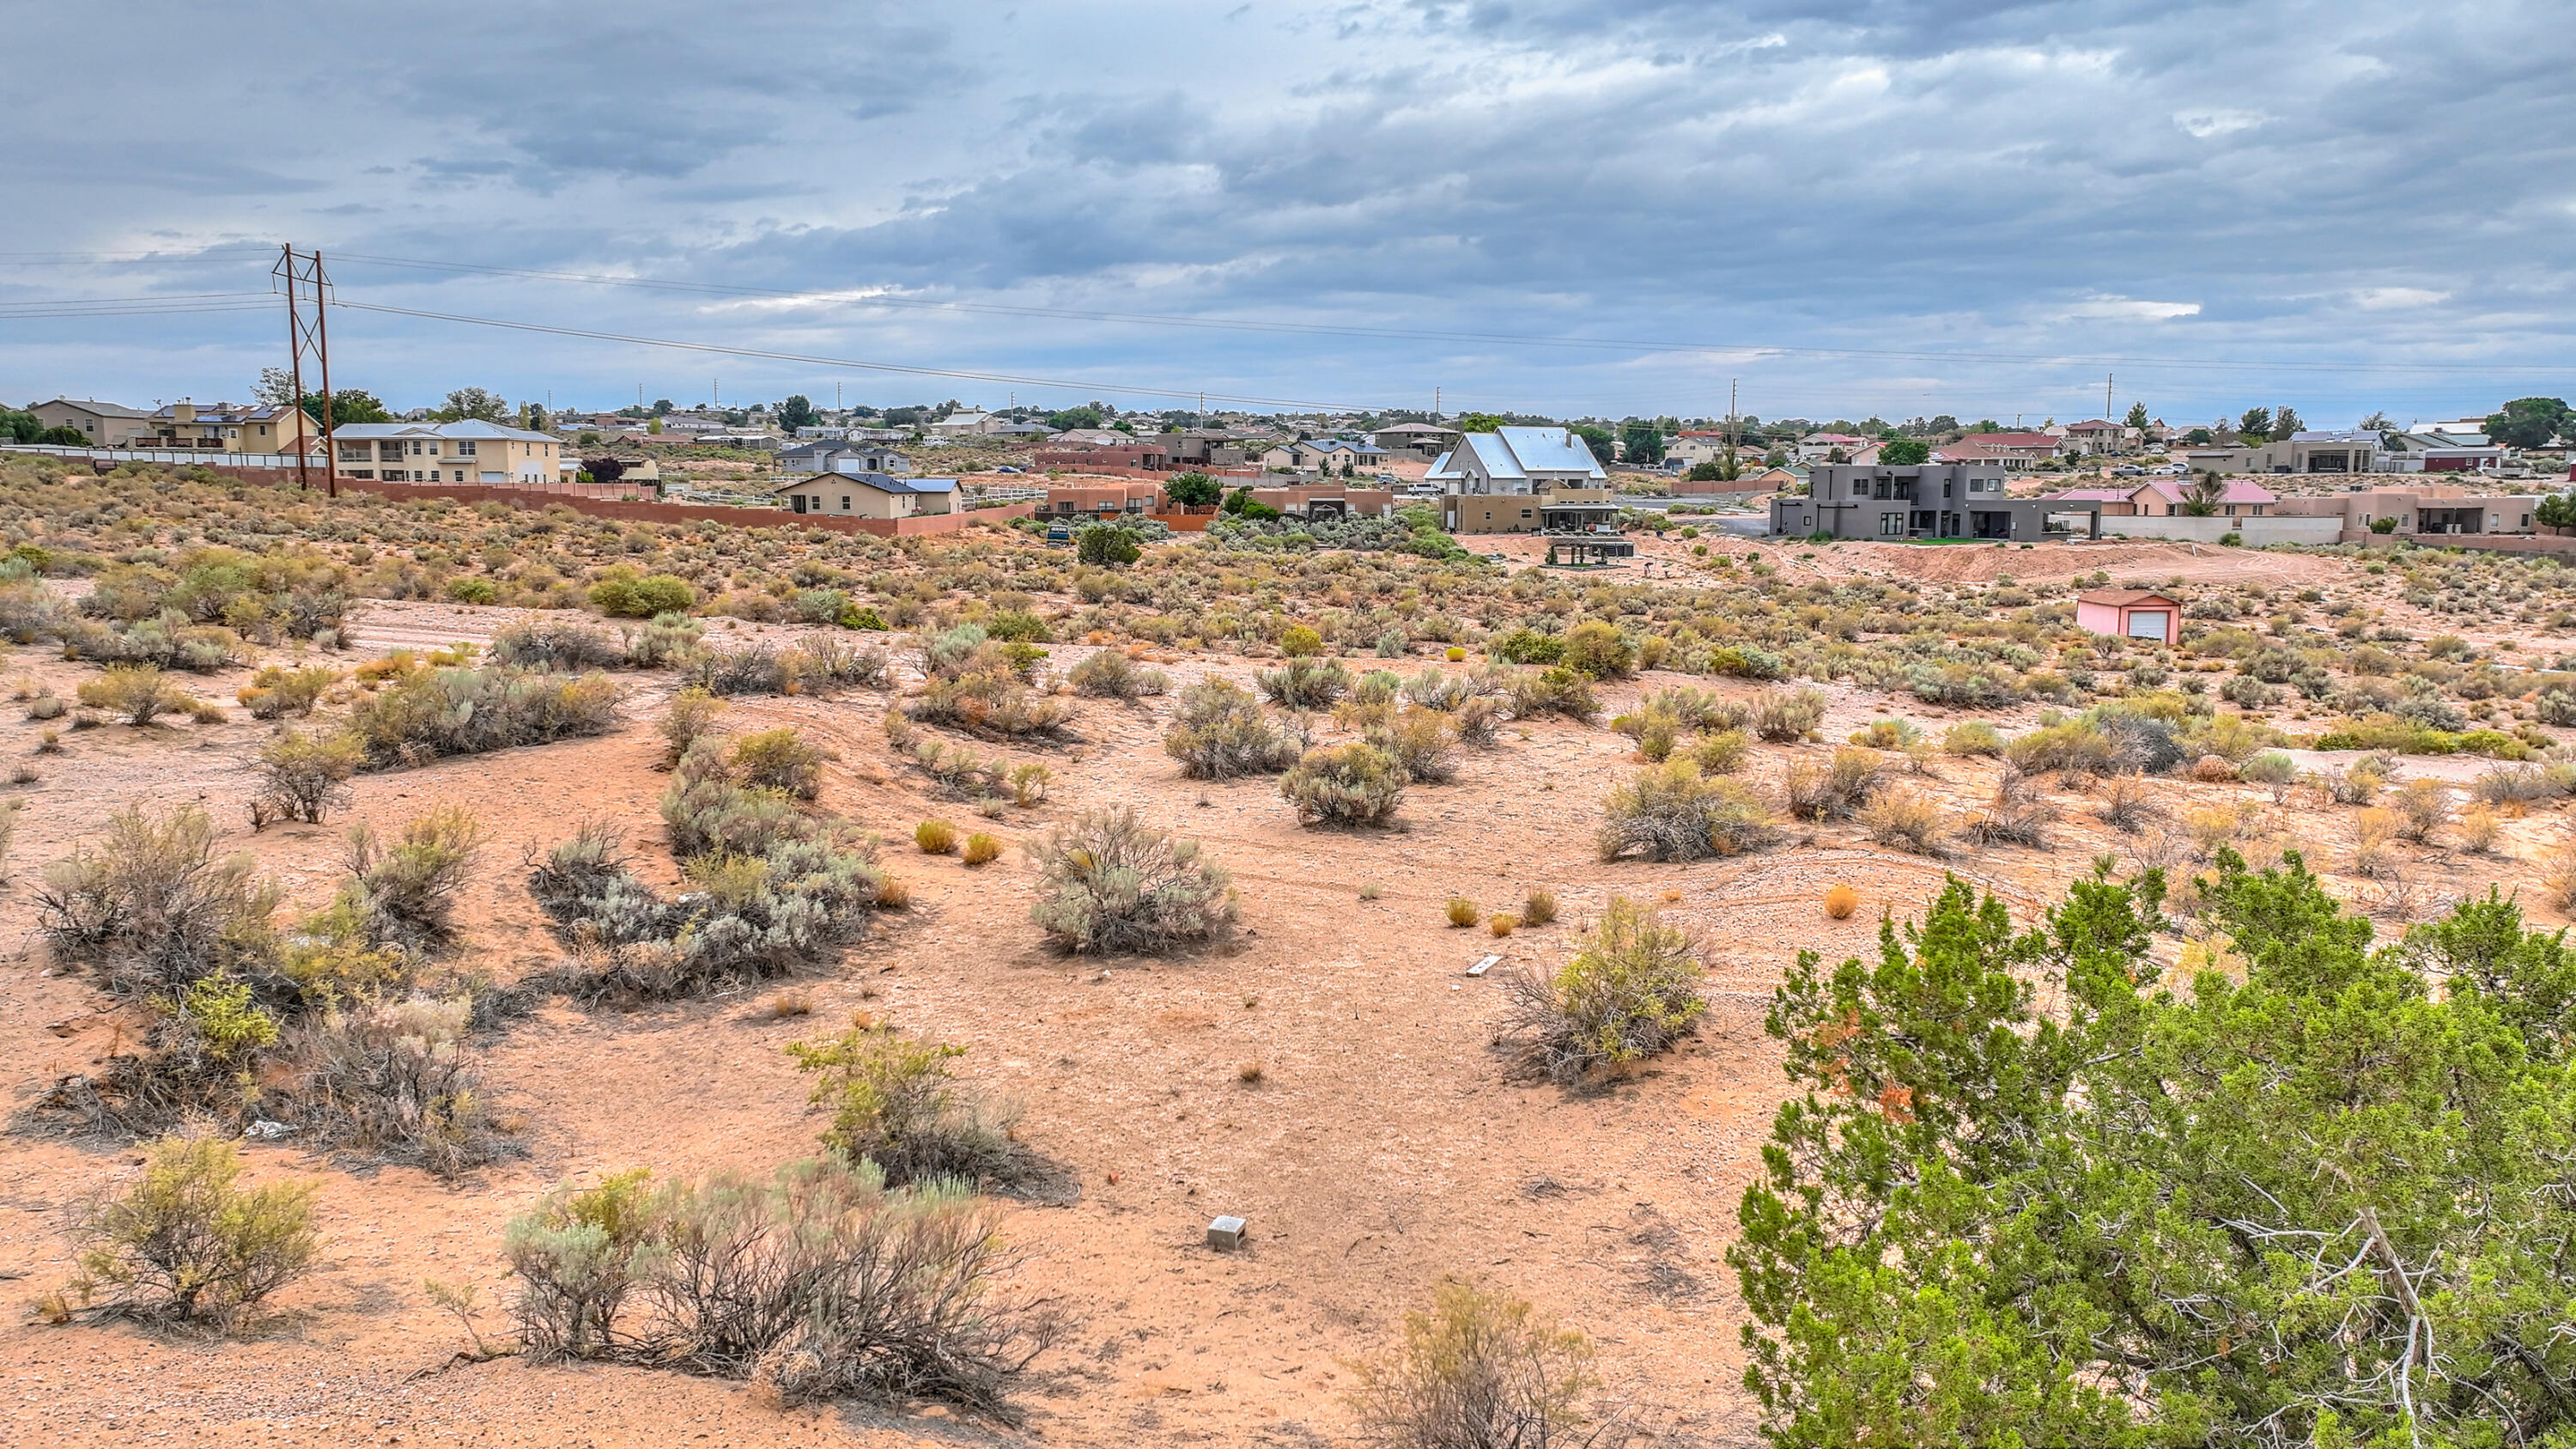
456,441,477,458
1880,512,1905,536
840,496,851,511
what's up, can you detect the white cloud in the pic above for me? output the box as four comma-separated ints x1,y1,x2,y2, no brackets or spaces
2060,295,2203,322
2352,287,2451,310
2173,108,2271,139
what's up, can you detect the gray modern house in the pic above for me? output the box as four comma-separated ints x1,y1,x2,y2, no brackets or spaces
1771,463,2101,541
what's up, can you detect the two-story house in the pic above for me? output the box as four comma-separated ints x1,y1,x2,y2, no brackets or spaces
1423,427,1615,533
27,397,155,447
328,419,562,484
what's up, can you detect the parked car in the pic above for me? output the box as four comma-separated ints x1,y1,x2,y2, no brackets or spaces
994,465,1021,473
2111,465,2144,476
2148,463,2186,476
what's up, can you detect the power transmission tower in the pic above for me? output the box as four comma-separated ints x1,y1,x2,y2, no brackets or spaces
273,245,338,496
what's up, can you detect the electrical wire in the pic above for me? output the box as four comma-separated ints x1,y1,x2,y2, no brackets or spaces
315,249,2575,378
327,299,1381,411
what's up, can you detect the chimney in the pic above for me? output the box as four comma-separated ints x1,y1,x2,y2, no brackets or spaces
173,400,196,423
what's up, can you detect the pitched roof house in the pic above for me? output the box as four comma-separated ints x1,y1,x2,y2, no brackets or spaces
1424,426,1608,494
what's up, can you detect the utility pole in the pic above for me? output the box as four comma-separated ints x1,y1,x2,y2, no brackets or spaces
2105,373,2114,422
272,245,337,496
1434,385,1441,419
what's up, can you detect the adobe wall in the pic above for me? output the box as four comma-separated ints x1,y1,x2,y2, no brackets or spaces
332,478,1033,537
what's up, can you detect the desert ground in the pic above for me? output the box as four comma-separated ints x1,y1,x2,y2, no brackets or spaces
5,461,2576,1446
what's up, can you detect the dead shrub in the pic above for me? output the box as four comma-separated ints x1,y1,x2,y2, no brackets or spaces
2457,803,2504,855
1499,896,1704,1082
1824,883,1860,919
2095,775,2164,834
292,994,501,1174
36,803,281,1000
1958,768,2060,850
2391,778,2450,845
2352,807,2402,878
1026,807,1235,954
2188,754,2239,783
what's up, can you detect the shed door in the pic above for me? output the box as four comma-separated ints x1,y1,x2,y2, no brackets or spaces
2126,610,2169,642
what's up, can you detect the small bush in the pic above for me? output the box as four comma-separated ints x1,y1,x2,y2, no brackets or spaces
1690,728,1750,775
1559,620,1635,679
730,728,834,801
962,831,1003,866
340,807,483,951
1506,667,1600,722
1858,788,1947,856
2473,764,2557,807
1347,1278,1603,1449
916,819,959,855
787,1019,1023,1186
1255,657,1352,709
503,1158,1051,1412
1958,769,2060,849
1163,677,1304,779
1364,709,1459,785
530,824,881,997
1027,807,1235,954
347,665,617,770
657,686,726,769
2391,777,2451,844
1783,746,1885,822
1068,649,1168,699
38,804,282,999
1943,721,2004,757
55,1134,319,1328
1447,896,1481,928
2096,775,2163,833
1824,883,1859,919
589,569,696,618
2239,750,2299,804
1281,742,1408,826
490,619,623,672
1501,896,1704,1082
1596,759,1778,861
2458,803,2504,855
252,728,363,826
2353,807,2402,878
236,664,337,720
1522,889,1558,927
76,665,194,726
1748,686,1827,742
1488,912,1518,937
294,995,501,1174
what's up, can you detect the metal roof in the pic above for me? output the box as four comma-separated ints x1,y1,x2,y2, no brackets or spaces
330,419,557,442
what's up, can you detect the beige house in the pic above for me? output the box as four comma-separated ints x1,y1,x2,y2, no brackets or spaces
139,400,323,454
329,420,561,483
781,473,957,521
28,397,155,447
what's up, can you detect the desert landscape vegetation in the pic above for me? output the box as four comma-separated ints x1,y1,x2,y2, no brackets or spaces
9,452,2576,1446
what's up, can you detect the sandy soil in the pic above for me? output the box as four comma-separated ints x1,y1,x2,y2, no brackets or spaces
0,590,2567,1447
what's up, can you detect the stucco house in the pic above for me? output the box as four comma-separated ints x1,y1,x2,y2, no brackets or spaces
2075,589,2179,643
781,472,957,521
330,419,559,483
27,397,155,447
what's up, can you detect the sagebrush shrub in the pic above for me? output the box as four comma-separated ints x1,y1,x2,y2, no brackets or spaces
1027,807,1234,953
503,1158,1052,1411
236,663,337,719
1364,709,1460,784
294,995,501,1174
348,665,617,769
1596,759,1777,862
1163,678,1303,779
1506,667,1600,722
341,807,483,950
1255,657,1351,709
1281,742,1407,825
1501,896,1705,1082
1068,649,1167,699
489,619,623,672
1748,686,1827,742
658,686,726,768
55,1134,319,1328
37,804,281,999
76,665,193,726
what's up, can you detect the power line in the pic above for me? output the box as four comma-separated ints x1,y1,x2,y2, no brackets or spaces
314,249,2574,378
327,299,1381,411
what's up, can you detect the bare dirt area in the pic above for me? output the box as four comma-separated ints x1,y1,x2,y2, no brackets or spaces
11,470,2576,1449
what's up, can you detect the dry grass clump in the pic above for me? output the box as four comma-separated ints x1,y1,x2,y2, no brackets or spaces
1447,896,1481,928
1942,721,2004,757
1596,758,1778,861
961,832,1004,867
1163,677,1304,779
1522,889,1558,927
2472,764,2557,810
1824,883,1860,919
2391,778,2451,844
1500,895,1704,1083
1488,913,1519,938
1027,807,1235,954
2457,803,2504,855
1857,787,1947,857
2543,837,2576,910
1748,685,1827,742
1281,742,1408,826
915,819,960,855
76,665,200,726
236,663,337,720
2188,754,2239,783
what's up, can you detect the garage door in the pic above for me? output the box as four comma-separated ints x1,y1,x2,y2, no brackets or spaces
2126,610,2169,642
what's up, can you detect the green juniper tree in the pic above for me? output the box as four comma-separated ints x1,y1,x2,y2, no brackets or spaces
1734,855,2576,1447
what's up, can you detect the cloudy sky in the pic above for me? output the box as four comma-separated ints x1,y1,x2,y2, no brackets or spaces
4,0,2571,427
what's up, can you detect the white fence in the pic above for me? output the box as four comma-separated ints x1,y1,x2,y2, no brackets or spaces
2098,515,2347,545
2,443,321,470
